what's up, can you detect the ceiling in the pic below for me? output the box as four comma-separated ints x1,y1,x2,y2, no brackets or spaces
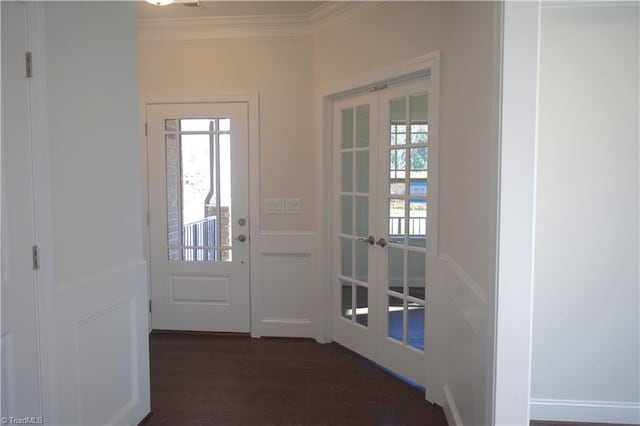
137,1,327,19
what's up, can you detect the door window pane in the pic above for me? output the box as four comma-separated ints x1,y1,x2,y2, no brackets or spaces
355,196,368,238
219,134,232,260
410,94,428,144
390,149,406,180
356,286,368,326
409,147,428,180
390,98,407,146
355,104,370,147
341,279,353,320
407,304,425,351
219,119,231,132
166,134,180,249
389,198,406,244
342,108,354,149
355,151,369,193
355,240,368,283
388,246,404,294
165,119,177,132
341,195,353,235
390,181,405,196
180,119,214,132
340,238,353,277
407,250,425,300
388,296,404,342
408,200,427,248
341,152,353,193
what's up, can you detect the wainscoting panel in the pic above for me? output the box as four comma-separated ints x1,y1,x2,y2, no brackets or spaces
438,255,491,426
252,233,316,338
54,261,150,426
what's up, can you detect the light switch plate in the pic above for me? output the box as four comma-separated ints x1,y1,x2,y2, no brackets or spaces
285,198,301,214
264,198,284,214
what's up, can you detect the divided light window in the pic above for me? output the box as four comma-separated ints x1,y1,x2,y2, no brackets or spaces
164,118,233,262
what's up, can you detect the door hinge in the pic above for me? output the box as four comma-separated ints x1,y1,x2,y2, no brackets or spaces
146,211,150,226
144,122,148,136
25,51,33,78
149,300,152,313
32,245,39,270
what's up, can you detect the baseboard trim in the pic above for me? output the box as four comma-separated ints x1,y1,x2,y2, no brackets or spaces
443,385,464,426
260,318,312,338
530,398,640,425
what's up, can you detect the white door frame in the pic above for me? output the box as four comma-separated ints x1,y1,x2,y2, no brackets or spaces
2,2,59,423
315,52,441,395
140,93,261,336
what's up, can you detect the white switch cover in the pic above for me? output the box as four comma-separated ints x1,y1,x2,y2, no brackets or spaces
264,198,284,214
285,198,301,214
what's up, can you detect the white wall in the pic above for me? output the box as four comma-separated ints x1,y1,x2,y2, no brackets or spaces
531,4,640,424
138,37,315,232
314,3,502,425
44,2,149,424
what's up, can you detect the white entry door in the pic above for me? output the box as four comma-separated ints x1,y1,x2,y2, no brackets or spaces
1,1,42,418
147,102,250,332
333,77,434,387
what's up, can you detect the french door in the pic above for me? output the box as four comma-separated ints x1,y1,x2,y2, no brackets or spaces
147,102,250,332
333,77,433,386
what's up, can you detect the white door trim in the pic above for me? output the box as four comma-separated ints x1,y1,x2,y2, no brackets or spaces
140,93,261,336
22,2,58,423
494,2,541,425
315,51,441,388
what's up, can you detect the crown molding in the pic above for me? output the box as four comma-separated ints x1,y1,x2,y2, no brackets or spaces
138,14,312,41
309,1,387,34
541,0,637,9
138,2,388,41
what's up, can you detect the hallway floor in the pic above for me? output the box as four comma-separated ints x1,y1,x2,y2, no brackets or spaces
143,331,448,425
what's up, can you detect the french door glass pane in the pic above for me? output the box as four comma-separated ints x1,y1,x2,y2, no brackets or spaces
388,246,404,293
341,280,353,320
407,250,425,300
410,94,428,144
408,200,427,248
340,238,352,277
355,241,368,283
407,304,425,350
388,295,404,342
341,152,353,192
341,196,353,235
355,105,370,147
389,198,406,244
342,109,354,149
355,151,369,193
390,98,406,146
356,286,369,326
354,196,368,237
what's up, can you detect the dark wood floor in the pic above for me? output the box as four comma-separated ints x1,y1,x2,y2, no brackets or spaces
144,331,448,425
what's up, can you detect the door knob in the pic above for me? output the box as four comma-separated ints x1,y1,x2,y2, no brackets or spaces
357,235,375,245
234,234,247,242
375,237,387,248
